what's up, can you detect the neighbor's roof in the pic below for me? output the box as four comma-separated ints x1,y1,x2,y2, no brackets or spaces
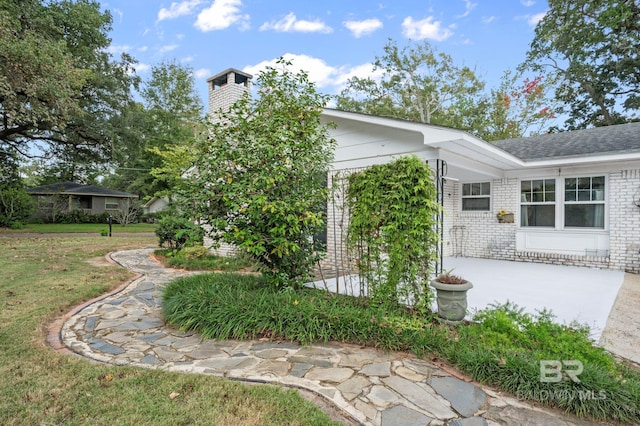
493,122,640,161
27,182,138,198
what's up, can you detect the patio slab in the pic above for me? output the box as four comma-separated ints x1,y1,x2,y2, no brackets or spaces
444,257,625,341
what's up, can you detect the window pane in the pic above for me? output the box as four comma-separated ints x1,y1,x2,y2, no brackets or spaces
471,183,481,196
545,190,555,202
544,179,555,192
592,176,605,189
578,177,591,190
480,182,491,195
592,177,605,200
565,178,577,191
462,197,490,211
565,204,604,228
578,190,591,201
531,180,544,192
521,204,555,227
462,184,471,196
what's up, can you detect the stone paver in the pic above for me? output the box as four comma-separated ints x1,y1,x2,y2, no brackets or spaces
56,248,610,426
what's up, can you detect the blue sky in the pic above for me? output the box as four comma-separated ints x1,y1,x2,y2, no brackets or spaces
102,0,548,106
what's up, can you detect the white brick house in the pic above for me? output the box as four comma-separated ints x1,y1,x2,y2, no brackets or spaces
202,68,640,273
321,109,640,273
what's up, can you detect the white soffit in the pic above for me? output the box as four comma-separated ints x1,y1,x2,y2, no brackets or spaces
321,109,640,176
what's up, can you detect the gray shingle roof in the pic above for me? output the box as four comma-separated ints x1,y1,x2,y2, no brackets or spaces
27,182,138,197
492,122,640,161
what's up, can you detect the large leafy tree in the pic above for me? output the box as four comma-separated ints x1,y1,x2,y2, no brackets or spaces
0,0,137,180
472,71,557,141
186,59,335,287
337,39,557,140
523,0,640,129
104,61,203,198
336,39,485,126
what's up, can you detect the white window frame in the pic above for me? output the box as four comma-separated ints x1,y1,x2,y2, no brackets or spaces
105,197,120,210
520,178,556,228
562,175,606,229
519,175,607,230
461,181,491,212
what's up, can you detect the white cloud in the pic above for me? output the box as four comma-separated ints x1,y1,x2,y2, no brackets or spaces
242,54,384,96
528,12,545,26
343,18,383,38
107,44,131,55
244,54,336,88
158,0,203,21
521,0,536,6
482,16,497,24
259,12,333,33
195,0,249,31
112,8,123,23
195,68,211,79
134,63,151,74
333,63,385,88
138,46,149,52
159,44,179,53
401,16,454,41
181,56,194,62
456,0,477,18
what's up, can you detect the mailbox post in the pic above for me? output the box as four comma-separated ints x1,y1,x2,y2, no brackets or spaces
108,215,113,237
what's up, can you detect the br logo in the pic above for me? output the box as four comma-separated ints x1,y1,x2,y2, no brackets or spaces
540,360,583,383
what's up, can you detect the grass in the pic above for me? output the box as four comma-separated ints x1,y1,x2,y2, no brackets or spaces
164,273,640,424
0,223,157,234
154,247,259,272
0,235,341,425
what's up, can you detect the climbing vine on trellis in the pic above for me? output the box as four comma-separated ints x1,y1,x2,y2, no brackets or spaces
346,156,440,311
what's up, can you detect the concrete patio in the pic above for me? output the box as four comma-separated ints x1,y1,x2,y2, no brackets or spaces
443,257,625,342
312,256,628,346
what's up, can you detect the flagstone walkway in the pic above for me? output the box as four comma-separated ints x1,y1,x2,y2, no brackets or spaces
52,249,602,426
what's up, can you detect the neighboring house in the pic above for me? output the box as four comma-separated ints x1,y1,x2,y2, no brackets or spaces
203,67,640,273
27,182,138,218
321,109,640,273
143,196,169,215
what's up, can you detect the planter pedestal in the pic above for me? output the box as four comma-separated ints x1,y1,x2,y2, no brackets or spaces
429,280,473,322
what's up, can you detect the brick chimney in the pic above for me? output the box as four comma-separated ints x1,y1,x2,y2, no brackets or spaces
206,68,252,123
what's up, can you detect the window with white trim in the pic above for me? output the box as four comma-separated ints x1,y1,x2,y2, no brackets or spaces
105,197,120,210
520,179,555,227
564,176,605,228
462,182,491,211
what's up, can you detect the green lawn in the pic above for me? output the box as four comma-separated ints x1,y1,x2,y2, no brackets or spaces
0,235,339,425
0,222,157,234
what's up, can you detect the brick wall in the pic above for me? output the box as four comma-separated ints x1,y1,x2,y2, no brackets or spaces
443,178,518,260
443,171,640,272
608,169,640,273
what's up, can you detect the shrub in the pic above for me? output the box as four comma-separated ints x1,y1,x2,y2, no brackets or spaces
155,215,203,249
179,245,210,260
163,276,640,424
0,188,35,228
185,60,334,288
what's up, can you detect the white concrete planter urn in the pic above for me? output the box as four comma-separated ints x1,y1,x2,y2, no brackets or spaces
430,273,473,322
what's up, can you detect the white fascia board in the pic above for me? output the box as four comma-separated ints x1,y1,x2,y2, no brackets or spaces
505,158,640,178
519,153,640,168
